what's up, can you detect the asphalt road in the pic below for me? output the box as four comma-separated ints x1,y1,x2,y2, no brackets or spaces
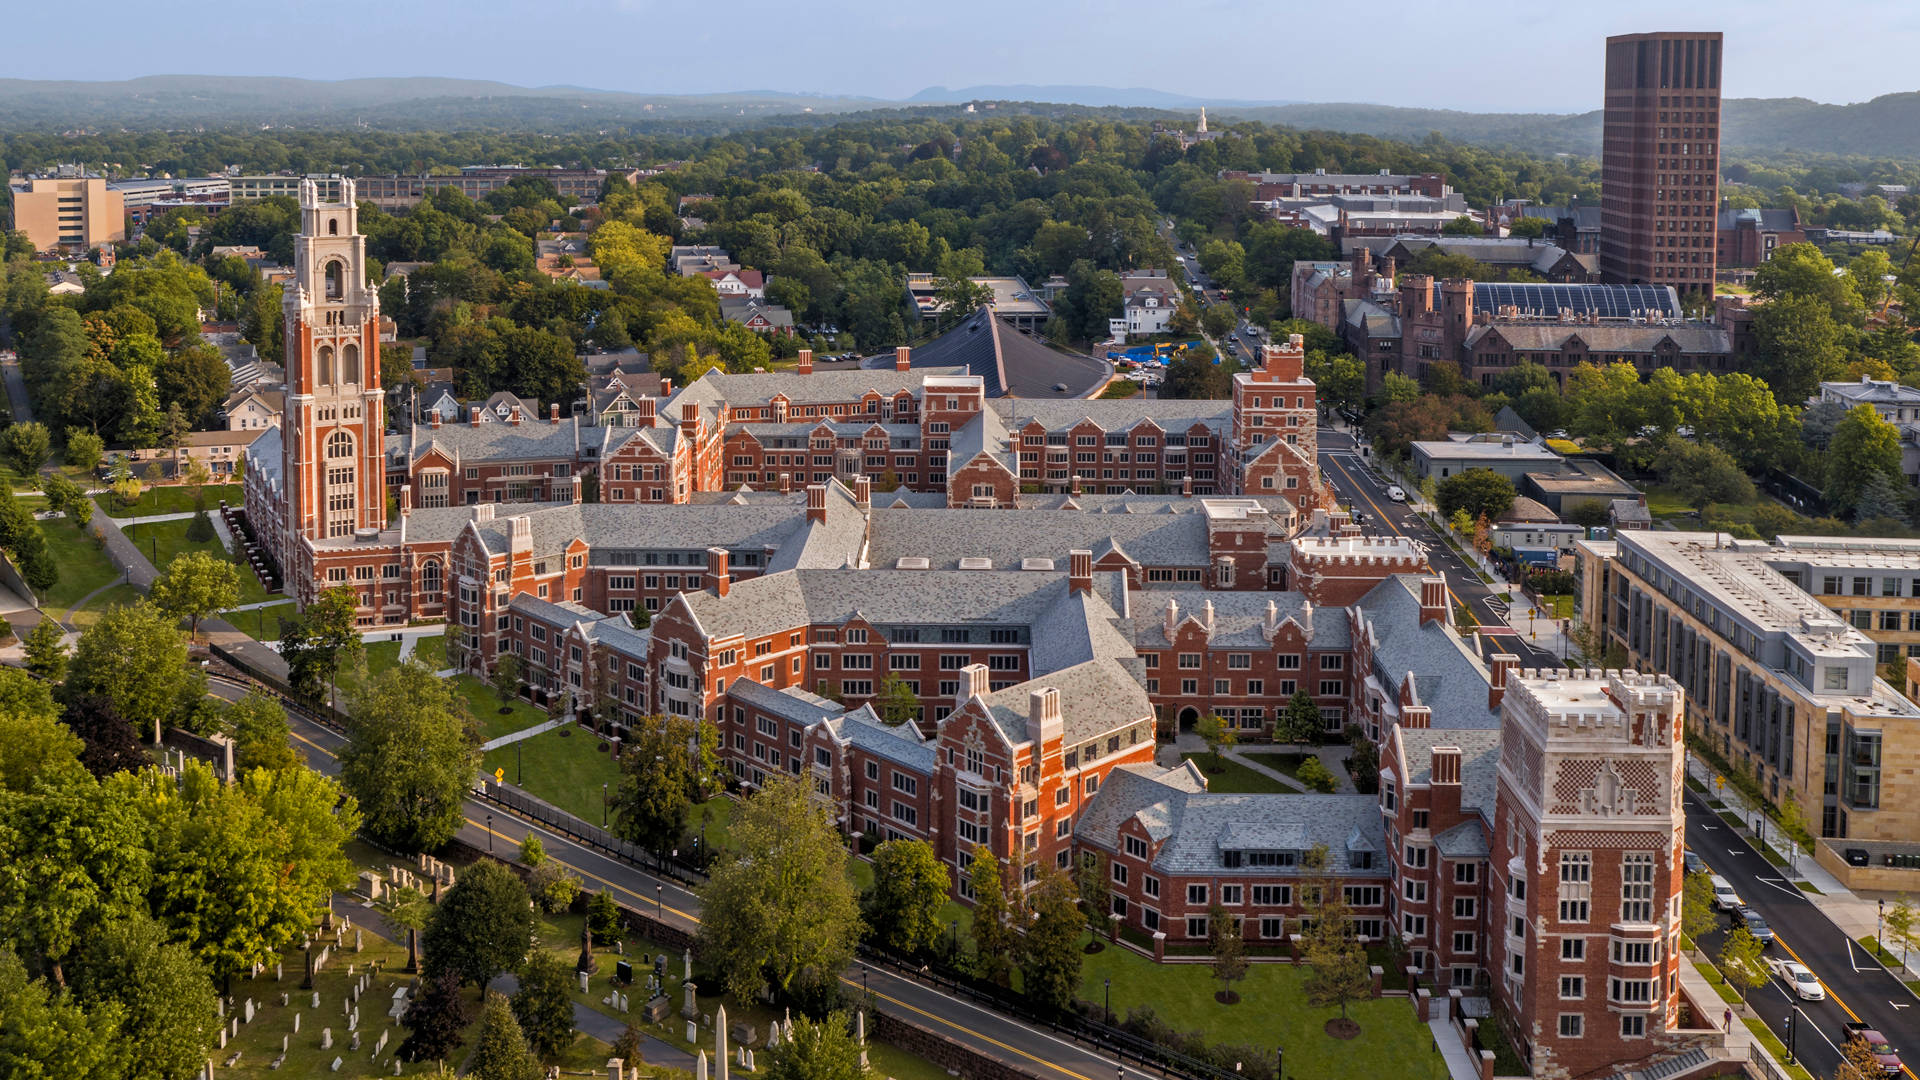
1313,434,1558,669
1684,790,1920,1078
220,677,1170,1080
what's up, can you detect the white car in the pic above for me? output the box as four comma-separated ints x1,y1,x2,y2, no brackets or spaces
1710,874,1744,912
1769,959,1826,1001
1385,485,1407,502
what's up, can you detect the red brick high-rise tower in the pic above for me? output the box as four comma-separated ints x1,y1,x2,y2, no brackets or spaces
280,178,387,602
1600,32,1723,297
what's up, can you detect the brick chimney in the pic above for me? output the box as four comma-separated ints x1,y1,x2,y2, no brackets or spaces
469,406,481,427
680,400,700,443
1181,475,1192,499
895,345,911,372
959,663,990,701
508,408,522,426
1069,549,1092,595
429,411,440,430
1429,745,1463,822
1030,687,1063,745
398,483,412,518
1401,704,1432,729
1489,654,1520,712
1418,577,1448,626
806,483,826,524
854,474,871,511
635,396,656,426
778,471,792,495
550,402,561,424
797,347,813,375
708,546,731,598
1070,474,1083,496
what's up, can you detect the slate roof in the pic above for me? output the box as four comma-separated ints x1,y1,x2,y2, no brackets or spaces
1343,298,1401,339
989,398,1230,435
506,592,604,626
1076,764,1389,877
868,507,1215,570
674,569,1130,682
729,679,843,727
826,704,938,772
669,368,960,414
400,415,588,466
891,307,1110,398
247,426,283,490
460,486,859,567
1127,589,1350,651
1353,575,1499,731
976,658,1149,745
1464,322,1730,355
1392,727,1503,817
947,407,1014,478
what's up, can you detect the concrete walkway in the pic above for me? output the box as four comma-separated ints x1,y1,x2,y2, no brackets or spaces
480,717,570,752
1425,995,1484,1080
1156,734,1357,794
486,972,693,1070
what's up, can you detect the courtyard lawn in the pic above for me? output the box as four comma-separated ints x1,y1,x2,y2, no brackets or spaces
410,632,447,671
482,725,622,822
41,513,125,613
123,517,278,606
454,673,550,742
364,640,403,677
1181,752,1295,794
1078,946,1444,1080
99,483,243,518
1238,750,1311,781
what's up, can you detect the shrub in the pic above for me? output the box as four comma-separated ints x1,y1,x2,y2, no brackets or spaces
1297,755,1337,794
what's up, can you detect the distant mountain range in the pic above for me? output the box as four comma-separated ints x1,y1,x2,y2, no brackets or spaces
2,75,1918,159
908,85,1296,110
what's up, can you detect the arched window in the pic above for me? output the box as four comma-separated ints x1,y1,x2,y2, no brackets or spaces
328,218,339,236
327,430,355,459
317,345,334,386
324,260,343,300
421,560,442,596
342,343,361,385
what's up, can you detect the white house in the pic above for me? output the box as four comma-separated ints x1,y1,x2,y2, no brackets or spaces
1123,286,1177,337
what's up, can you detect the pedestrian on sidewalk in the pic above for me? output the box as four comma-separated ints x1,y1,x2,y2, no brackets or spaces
1723,1008,1732,1031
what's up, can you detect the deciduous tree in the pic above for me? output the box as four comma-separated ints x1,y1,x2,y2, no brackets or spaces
697,776,863,1003
510,950,575,1061
1436,468,1516,522
1017,866,1082,1014
1209,903,1249,1004
1658,438,1755,516
149,549,239,639
62,600,200,745
968,845,1015,987
1300,843,1369,1024
1827,404,1905,519
875,673,920,727
70,912,216,1080
1682,871,1715,952
1719,926,1767,1011
222,690,300,774
399,968,471,1065
423,862,534,988
339,663,479,852
0,949,124,1079
765,1011,868,1080
863,838,949,956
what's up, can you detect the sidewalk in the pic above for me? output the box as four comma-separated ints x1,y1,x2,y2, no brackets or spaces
480,717,571,752
1685,755,1917,980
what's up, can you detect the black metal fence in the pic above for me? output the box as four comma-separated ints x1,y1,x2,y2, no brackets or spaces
474,779,703,887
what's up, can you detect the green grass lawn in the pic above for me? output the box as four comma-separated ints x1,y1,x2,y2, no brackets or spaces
41,513,125,613
1238,750,1311,780
364,640,403,677
70,582,144,630
454,673,550,742
1535,594,1575,620
123,517,278,606
99,483,243,518
482,725,622,821
1078,946,1442,1077
411,633,448,671
217,605,291,642
1181,752,1296,793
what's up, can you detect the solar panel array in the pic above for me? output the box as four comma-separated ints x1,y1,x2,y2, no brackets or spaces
1470,283,1682,320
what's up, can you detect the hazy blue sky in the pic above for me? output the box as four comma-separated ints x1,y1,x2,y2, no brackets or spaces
12,0,1918,113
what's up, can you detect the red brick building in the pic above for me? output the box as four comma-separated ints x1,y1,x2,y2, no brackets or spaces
1600,32,1724,296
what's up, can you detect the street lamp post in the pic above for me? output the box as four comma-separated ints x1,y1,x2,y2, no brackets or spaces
1276,1046,1284,1080
602,782,608,827
1786,1007,1798,1064
1879,898,1887,953
486,813,493,853
517,739,523,785
657,883,663,919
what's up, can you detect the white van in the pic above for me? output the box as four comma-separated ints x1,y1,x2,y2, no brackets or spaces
1710,875,1743,912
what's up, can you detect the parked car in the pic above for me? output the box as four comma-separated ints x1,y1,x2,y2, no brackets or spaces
1768,959,1825,1000
1710,875,1743,912
1843,1024,1904,1076
1386,485,1407,502
1740,907,1775,945
1684,849,1707,876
